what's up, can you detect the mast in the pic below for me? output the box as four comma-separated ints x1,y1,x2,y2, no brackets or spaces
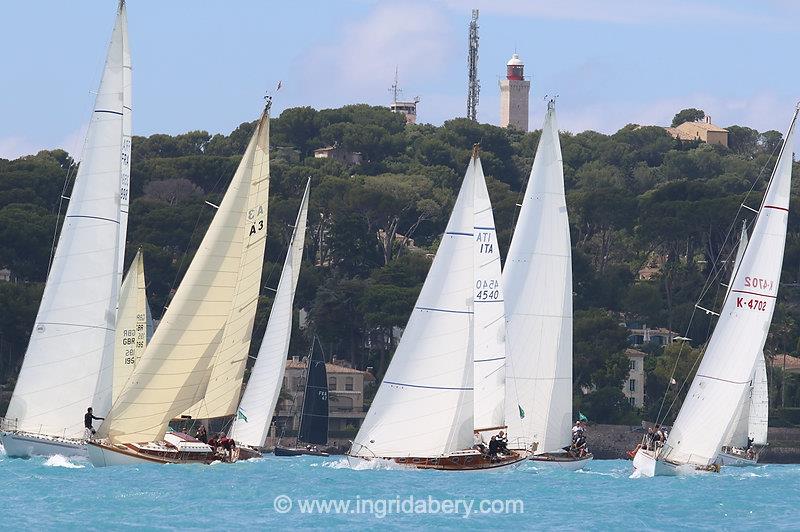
5,4,128,438
663,107,798,466
229,179,310,447
503,100,572,454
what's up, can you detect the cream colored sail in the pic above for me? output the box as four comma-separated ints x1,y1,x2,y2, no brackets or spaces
503,100,572,454
351,154,479,458
99,109,271,444
229,180,310,447
182,117,271,420
112,250,148,404
5,2,128,439
663,108,797,467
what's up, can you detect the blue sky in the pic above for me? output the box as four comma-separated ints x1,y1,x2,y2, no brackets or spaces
1,0,798,159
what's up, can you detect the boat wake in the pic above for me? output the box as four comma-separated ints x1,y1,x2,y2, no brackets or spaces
320,457,409,471
43,455,85,469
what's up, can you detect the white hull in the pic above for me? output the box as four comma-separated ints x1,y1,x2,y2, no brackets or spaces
529,453,593,471
87,441,154,467
0,431,86,458
718,451,758,467
632,449,679,477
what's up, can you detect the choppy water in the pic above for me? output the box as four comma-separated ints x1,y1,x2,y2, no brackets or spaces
2,446,798,530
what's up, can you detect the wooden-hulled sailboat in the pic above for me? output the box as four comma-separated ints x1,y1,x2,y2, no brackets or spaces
717,224,770,466
228,181,310,455
503,100,592,470
1,1,131,459
348,147,527,470
87,103,271,467
633,106,797,477
274,337,330,457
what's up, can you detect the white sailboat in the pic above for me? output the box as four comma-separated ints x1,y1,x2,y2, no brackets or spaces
1,1,131,459
229,179,310,451
87,103,271,467
633,106,797,476
503,100,591,470
349,147,527,470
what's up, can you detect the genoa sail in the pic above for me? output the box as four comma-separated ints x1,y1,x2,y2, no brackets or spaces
229,180,310,448
663,108,797,467
99,108,271,444
350,153,481,458
298,339,329,446
5,2,129,439
112,249,149,404
503,100,573,454
748,353,769,446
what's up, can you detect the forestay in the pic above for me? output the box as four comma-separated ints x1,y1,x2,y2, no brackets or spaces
350,155,479,458
503,101,572,454
5,3,129,438
99,109,271,444
664,108,797,466
472,157,506,432
229,180,310,448
112,250,149,404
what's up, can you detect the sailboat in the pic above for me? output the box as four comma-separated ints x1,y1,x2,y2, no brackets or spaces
348,146,528,470
1,1,131,459
503,100,592,470
274,337,330,457
86,102,271,467
717,224,770,466
228,180,310,454
633,106,797,476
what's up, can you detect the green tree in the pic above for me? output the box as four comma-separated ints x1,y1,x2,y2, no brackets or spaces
671,108,705,127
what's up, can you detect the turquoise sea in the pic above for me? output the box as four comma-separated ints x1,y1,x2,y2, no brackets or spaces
2,448,798,530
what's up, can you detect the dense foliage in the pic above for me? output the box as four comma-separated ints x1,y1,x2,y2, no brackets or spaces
2,104,800,422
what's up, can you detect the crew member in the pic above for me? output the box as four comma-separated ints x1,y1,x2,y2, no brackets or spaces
84,407,104,437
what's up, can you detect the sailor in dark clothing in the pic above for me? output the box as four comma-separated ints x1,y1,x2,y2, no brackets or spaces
195,424,208,443
488,436,500,460
84,407,104,436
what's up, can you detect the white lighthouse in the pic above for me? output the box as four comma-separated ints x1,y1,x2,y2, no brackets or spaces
499,53,530,131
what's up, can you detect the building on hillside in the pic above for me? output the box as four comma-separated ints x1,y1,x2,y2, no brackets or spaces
665,116,728,147
0,268,11,282
313,144,363,165
390,98,419,125
627,325,678,347
499,53,531,131
770,353,800,375
624,348,647,407
273,356,371,438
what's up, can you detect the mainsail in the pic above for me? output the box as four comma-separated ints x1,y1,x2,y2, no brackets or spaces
663,108,797,467
5,2,129,438
229,180,310,448
351,153,484,458
503,100,573,454
99,108,271,444
298,340,329,446
112,249,149,403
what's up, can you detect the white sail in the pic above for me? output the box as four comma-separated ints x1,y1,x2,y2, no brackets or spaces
725,222,748,299
117,0,132,291
472,158,506,431
351,155,479,458
5,3,128,439
748,353,769,445
229,179,310,447
503,101,573,454
664,108,797,466
112,250,148,404
181,117,272,420
99,109,271,444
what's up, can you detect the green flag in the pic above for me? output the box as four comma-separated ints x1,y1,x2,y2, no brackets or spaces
578,412,588,422
237,409,248,422
518,405,525,419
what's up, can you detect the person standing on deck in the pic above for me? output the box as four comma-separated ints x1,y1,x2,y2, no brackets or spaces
84,407,104,437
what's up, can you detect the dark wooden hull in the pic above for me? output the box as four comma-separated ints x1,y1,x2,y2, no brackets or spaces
274,445,329,457
392,451,527,471
87,441,226,466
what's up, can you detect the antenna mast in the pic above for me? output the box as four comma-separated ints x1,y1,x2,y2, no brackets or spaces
467,9,480,121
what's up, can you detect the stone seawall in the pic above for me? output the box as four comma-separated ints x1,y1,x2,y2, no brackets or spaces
589,424,800,463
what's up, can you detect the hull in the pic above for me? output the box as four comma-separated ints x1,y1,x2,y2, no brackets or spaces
0,431,86,459
718,450,759,467
87,440,228,467
632,448,718,477
529,452,593,471
237,446,263,460
360,450,528,471
274,445,329,457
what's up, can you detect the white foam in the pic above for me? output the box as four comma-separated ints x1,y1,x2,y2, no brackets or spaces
43,455,85,469
321,456,410,471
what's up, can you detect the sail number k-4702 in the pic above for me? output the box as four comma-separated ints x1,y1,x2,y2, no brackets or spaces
744,276,774,291
736,297,767,311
